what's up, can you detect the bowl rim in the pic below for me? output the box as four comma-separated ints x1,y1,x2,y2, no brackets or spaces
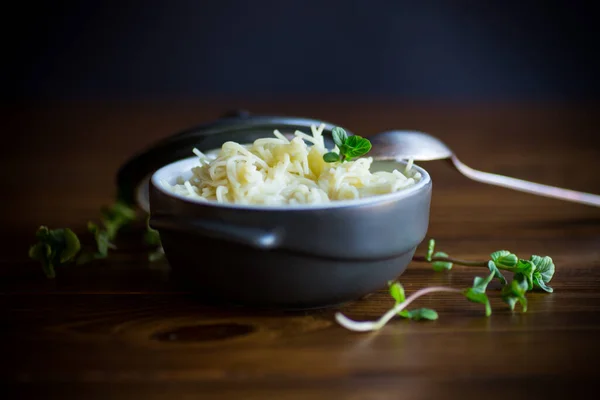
150,156,432,212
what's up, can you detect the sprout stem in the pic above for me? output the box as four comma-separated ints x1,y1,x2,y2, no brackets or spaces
335,286,462,332
412,255,488,267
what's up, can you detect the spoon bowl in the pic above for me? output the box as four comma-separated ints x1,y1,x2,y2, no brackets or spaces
368,130,600,207
369,130,453,161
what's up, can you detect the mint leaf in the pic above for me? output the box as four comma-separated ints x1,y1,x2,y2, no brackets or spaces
323,152,340,163
343,135,372,160
432,251,453,271
332,127,348,148
490,250,518,268
487,260,507,285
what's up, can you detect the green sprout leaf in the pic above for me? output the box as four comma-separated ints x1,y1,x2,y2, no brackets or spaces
501,273,529,312
100,201,137,240
515,259,535,291
463,271,495,317
388,281,438,321
530,255,555,292
490,250,518,268
79,200,137,262
464,289,492,317
426,239,435,262
431,251,453,271
472,270,495,293
87,222,113,258
60,228,81,263
487,260,507,285
533,273,553,293
28,226,83,278
331,127,348,148
338,238,557,332
399,308,439,321
35,226,50,241
323,152,340,163
388,281,406,304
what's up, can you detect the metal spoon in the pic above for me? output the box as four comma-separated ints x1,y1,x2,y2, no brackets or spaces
368,130,600,207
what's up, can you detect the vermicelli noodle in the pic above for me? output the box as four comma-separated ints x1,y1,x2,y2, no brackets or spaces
165,124,421,205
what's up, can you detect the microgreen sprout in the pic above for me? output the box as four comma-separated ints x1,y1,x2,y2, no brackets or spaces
413,239,554,293
76,200,137,264
335,239,556,332
28,226,81,278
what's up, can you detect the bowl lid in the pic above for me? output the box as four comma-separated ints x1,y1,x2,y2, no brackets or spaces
116,109,352,212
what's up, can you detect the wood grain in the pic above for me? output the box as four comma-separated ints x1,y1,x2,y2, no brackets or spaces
2,101,600,400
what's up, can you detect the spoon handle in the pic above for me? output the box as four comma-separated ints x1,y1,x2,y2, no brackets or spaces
450,155,600,207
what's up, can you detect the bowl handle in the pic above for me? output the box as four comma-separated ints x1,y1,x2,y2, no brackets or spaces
149,215,283,250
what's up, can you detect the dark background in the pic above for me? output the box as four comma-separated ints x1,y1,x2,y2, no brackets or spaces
5,0,599,103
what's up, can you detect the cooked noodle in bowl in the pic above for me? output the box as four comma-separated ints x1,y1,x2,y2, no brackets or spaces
162,124,421,206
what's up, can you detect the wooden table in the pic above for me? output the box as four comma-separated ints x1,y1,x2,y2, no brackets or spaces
2,102,600,399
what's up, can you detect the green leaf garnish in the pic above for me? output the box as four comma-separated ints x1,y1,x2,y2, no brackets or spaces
28,226,81,278
530,255,555,293
99,200,137,240
501,273,529,312
331,127,348,149
323,127,372,163
431,251,453,271
342,135,372,160
60,228,81,263
388,281,438,321
413,240,556,314
487,260,507,285
79,200,137,263
464,289,492,317
323,152,340,163
515,259,535,291
29,199,139,277
399,308,439,321
490,250,518,268
463,271,495,317
388,281,406,303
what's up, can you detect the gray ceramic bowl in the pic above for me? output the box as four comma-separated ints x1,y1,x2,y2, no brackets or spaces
149,156,432,309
